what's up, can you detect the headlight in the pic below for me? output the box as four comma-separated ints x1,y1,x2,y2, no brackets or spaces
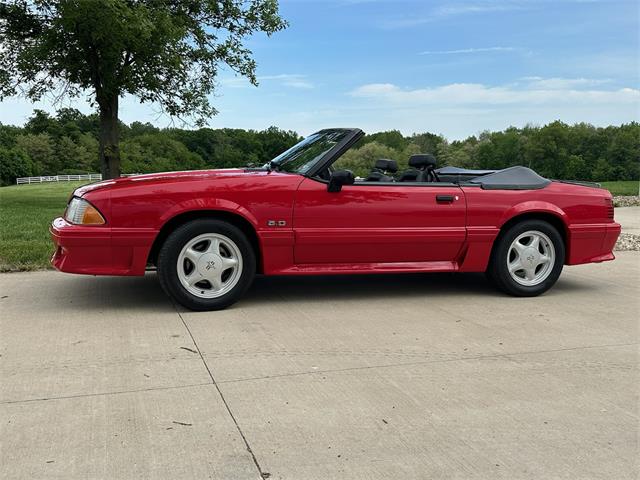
65,197,106,225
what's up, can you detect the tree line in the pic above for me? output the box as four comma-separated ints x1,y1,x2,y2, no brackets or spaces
338,122,639,181
0,109,301,185
0,108,638,185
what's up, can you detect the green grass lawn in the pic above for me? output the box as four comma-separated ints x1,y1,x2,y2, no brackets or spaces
0,181,88,271
0,178,638,272
600,180,639,196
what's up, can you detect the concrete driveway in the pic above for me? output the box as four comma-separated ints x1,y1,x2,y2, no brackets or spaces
616,206,640,235
1,253,638,479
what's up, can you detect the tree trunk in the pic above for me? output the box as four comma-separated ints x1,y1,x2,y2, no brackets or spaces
98,95,120,179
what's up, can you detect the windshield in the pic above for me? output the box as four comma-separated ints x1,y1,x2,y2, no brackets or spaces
268,129,353,174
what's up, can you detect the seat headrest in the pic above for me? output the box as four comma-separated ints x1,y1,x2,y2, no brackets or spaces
409,154,436,169
375,158,398,173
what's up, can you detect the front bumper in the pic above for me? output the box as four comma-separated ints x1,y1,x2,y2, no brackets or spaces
50,217,116,274
50,217,153,275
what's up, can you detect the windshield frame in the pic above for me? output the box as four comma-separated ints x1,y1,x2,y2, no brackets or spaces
268,128,363,177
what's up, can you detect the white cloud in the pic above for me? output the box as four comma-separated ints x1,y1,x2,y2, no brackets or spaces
345,78,639,138
419,47,517,55
433,2,522,17
350,81,639,106
221,74,314,89
2,75,635,141
380,0,608,29
381,1,525,28
519,76,613,89
258,74,314,89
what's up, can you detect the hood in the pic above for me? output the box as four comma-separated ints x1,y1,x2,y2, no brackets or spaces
74,168,271,196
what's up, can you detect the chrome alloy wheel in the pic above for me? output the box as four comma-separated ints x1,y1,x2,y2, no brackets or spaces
177,233,243,299
506,230,556,287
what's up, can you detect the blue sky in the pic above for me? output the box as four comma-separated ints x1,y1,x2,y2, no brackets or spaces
1,0,638,139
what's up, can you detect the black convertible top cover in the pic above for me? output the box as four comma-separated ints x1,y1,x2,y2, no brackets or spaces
436,166,496,176
468,166,551,190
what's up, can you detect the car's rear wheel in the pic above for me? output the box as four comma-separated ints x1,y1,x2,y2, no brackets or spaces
487,219,565,296
157,219,256,311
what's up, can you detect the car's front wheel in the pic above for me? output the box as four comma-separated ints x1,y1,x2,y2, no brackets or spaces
157,219,256,311
487,219,565,297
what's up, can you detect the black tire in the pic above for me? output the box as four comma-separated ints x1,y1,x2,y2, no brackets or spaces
487,219,565,297
157,219,256,311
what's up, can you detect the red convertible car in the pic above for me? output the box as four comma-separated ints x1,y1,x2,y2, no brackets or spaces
51,128,620,310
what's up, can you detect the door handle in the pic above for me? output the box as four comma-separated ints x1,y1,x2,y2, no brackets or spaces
436,194,455,203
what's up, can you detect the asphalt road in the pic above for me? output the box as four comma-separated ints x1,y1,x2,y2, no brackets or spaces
1,252,638,479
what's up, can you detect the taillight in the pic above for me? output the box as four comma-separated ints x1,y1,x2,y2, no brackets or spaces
605,197,614,221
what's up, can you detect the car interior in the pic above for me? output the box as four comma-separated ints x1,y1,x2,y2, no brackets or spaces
271,129,534,189
396,154,439,183
325,153,443,184
364,159,398,182
319,151,545,190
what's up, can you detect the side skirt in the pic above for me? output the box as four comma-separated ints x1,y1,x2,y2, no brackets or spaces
268,261,458,276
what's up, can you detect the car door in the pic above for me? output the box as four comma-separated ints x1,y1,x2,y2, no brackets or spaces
292,177,466,265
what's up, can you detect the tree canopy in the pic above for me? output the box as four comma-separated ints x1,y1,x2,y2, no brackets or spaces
0,0,287,178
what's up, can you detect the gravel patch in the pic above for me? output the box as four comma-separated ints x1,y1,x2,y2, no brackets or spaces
613,196,640,207
614,233,640,251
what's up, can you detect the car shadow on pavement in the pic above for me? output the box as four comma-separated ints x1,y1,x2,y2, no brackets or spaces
57,270,598,312
54,272,172,313
246,272,502,306
242,270,602,307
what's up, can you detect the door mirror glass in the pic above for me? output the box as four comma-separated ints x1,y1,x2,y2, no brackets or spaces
327,169,355,192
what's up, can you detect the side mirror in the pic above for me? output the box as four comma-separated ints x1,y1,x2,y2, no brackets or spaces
328,169,355,192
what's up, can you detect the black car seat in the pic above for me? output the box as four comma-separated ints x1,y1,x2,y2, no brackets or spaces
365,158,398,182
398,154,438,182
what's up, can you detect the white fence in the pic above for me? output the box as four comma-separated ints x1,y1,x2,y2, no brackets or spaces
16,174,103,185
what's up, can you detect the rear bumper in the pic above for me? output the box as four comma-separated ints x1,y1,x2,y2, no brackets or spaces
50,217,153,275
567,222,621,265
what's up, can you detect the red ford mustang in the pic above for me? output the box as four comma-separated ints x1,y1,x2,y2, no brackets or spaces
51,128,621,310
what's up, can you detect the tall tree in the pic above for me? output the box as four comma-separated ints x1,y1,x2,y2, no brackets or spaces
0,0,287,178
